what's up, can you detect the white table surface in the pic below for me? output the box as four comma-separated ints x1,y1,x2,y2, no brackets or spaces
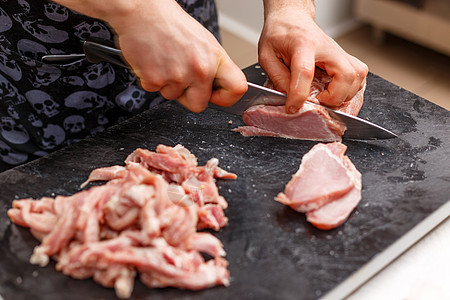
347,216,450,300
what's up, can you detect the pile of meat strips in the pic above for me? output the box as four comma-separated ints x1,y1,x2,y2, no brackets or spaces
8,144,236,299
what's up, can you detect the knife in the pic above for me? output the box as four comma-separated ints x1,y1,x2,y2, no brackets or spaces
42,39,397,140
220,82,398,140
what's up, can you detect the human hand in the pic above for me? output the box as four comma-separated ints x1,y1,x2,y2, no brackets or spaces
58,0,247,113
259,1,368,113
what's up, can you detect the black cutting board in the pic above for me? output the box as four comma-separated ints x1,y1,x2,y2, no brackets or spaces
1,65,449,300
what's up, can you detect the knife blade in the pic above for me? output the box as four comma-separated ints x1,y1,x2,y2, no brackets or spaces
211,82,397,140
42,39,397,140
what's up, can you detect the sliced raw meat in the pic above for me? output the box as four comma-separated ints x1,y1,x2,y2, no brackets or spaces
7,144,235,298
275,142,362,229
235,103,346,142
234,68,365,142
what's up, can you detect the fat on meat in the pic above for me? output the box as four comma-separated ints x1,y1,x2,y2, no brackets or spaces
7,144,236,298
233,68,365,142
275,142,362,230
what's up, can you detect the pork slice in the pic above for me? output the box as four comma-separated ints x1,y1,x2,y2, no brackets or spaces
275,143,355,212
197,204,228,231
234,68,365,141
160,205,198,247
103,240,204,277
139,256,229,290
125,148,197,177
234,104,346,142
80,165,128,188
103,184,154,231
30,193,84,266
182,232,226,257
156,144,198,166
305,155,362,230
7,200,57,234
12,197,54,212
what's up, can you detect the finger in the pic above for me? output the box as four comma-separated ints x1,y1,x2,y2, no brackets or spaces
210,58,247,107
354,58,369,91
139,79,163,93
177,81,212,113
347,56,368,93
258,51,291,94
285,48,315,114
316,55,356,107
160,84,187,100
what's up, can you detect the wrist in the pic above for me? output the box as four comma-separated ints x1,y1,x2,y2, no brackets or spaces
263,0,315,20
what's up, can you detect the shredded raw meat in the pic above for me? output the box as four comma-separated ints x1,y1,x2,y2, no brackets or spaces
233,68,365,142
7,144,236,298
275,142,362,230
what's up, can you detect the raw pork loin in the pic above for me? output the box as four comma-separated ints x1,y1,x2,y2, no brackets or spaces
275,142,362,230
7,144,236,298
234,68,365,142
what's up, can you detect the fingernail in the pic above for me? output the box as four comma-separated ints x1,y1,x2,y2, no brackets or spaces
288,106,298,114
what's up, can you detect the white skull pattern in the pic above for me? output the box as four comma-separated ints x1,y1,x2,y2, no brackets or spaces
44,3,69,22
18,0,31,14
83,63,115,89
115,85,147,112
0,8,13,33
27,64,61,88
27,113,43,127
0,139,28,165
61,75,84,87
13,12,68,43
0,117,30,144
17,39,49,61
73,21,111,40
97,113,109,125
63,115,85,133
0,52,22,81
64,90,111,113
25,90,60,118
0,35,13,55
7,105,20,120
0,73,27,103
41,124,65,150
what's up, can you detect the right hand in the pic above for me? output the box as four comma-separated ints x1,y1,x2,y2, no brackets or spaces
107,0,248,112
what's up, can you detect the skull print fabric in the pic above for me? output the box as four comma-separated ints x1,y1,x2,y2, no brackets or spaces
0,0,220,171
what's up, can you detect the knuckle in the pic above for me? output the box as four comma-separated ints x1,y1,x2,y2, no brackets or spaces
359,63,369,77
145,75,165,89
299,66,314,79
192,60,213,82
343,69,358,83
188,101,208,113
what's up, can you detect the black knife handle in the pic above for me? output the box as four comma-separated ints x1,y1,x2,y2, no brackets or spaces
82,38,129,68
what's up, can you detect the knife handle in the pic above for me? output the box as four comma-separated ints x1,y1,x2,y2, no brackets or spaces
41,38,129,68
82,38,129,68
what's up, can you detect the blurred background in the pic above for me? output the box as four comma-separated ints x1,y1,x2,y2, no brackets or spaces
216,0,450,110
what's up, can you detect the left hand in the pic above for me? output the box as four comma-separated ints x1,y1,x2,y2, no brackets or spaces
258,3,368,113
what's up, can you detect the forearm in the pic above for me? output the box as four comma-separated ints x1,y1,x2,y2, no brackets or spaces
263,0,315,19
51,0,141,24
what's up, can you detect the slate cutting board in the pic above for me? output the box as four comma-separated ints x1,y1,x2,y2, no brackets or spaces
0,64,449,300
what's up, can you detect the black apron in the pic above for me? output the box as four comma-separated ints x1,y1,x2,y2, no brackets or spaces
0,0,220,171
